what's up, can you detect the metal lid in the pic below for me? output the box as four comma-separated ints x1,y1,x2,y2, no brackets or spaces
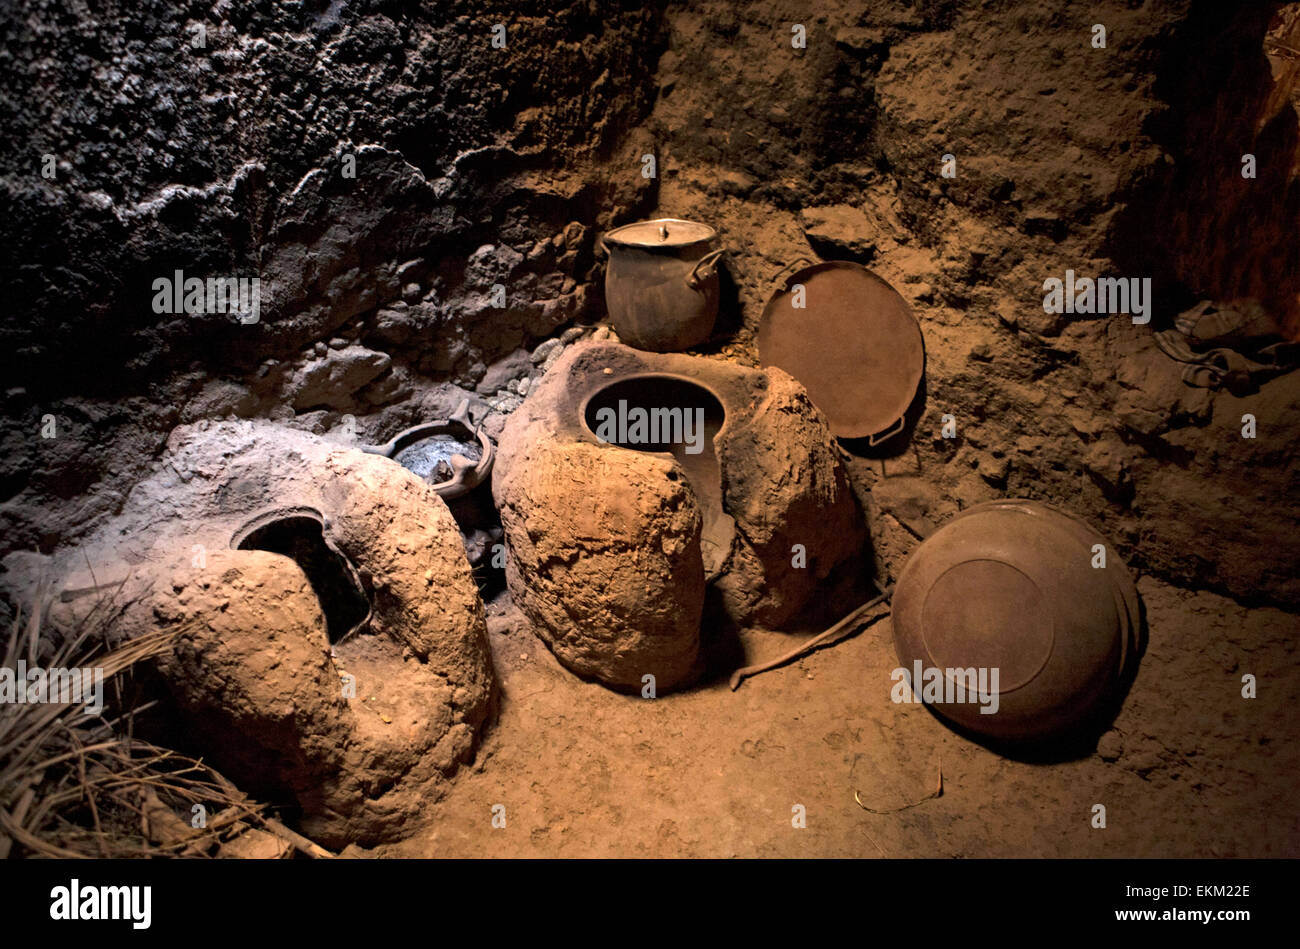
604,218,717,249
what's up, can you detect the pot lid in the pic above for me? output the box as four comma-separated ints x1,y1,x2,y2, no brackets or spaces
759,260,925,441
604,218,717,249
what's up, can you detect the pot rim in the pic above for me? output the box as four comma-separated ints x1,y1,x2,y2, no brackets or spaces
604,217,717,250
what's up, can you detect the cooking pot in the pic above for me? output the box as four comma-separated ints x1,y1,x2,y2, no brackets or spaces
360,399,495,500
601,218,726,352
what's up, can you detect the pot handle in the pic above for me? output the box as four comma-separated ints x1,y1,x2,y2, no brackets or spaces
867,415,907,447
685,248,727,290
770,256,816,288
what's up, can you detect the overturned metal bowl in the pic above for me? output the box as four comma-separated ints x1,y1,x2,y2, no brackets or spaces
952,499,1141,679
892,500,1136,742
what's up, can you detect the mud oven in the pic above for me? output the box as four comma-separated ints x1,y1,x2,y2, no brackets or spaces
493,340,865,691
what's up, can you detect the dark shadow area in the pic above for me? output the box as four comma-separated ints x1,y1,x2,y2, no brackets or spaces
447,483,508,601
1105,0,1300,334
705,255,745,344
583,374,726,452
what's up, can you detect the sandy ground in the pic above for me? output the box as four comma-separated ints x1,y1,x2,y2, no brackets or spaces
375,574,1300,858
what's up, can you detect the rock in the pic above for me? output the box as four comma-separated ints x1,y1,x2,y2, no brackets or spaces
477,349,533,394
718,169,756,197
289,346,391,411
395,258,425,283
1084,436,1135,501
834,27,888,52
488,392,524,413
562,221,586,249
467,243,524,286
1097,729,1124,762
181,379,258,422
952,471,998,509
371,303,436,348
977,453,1010,486
217,828,293,859
1064,405,1109,439
799,204,877,261
531,338,562,365
359,364,411,407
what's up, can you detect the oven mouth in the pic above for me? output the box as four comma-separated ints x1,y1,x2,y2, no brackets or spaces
231,506,372,645
580,373,726,453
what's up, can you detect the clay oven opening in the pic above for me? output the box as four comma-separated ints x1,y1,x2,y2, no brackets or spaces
582,374,725,455
232,509,371,645
583,373,732,574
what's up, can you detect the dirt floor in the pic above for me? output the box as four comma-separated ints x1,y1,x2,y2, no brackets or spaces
370,575,1299,859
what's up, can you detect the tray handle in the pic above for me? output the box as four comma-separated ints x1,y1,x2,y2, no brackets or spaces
867,415,907,447
769,256,817,289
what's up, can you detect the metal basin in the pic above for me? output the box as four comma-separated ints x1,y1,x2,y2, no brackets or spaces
360,399,494,500
893,501,1137,742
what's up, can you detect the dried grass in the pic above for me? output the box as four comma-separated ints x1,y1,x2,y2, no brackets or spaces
0,579,287,859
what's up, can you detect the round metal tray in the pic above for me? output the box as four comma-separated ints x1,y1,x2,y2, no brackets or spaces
759,259,924,443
